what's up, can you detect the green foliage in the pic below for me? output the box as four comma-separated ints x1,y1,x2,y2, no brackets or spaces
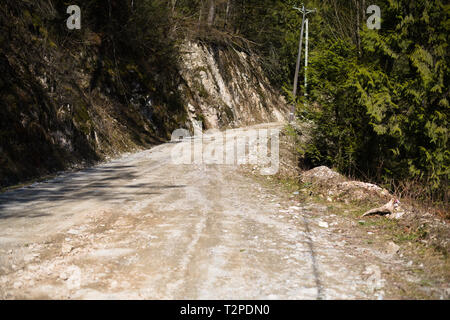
302,0,449,201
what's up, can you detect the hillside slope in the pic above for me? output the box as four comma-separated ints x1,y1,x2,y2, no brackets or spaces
0,2,287,188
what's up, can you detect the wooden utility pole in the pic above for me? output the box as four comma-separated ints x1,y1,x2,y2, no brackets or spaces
304,18,309,96
289,4,316,123
354,0,361,57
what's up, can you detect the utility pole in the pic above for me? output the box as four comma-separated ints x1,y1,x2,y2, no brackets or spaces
289,4,316,123
304,18,309,96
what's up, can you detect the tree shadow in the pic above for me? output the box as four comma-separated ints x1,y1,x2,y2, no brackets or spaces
0,163,185,220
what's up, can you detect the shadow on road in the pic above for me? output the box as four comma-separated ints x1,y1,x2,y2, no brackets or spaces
0,164,185,220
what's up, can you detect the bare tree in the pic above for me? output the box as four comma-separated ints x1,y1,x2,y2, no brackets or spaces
207,0,216,26
224,0,231,29
198,0,204,26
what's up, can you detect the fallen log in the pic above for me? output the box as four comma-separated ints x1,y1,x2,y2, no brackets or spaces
362,199,400,217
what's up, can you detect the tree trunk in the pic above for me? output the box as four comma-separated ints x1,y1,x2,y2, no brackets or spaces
355,0,361,57
362,0,366,20
171,0,177,14
224,0,231,29
207,0,216,27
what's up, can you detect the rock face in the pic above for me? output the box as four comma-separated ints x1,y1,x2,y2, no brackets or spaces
179,42,288,129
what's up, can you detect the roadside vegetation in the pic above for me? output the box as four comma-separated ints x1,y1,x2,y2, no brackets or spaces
290,1,449,212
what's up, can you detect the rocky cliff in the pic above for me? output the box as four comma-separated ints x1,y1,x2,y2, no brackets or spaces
179,42,287,129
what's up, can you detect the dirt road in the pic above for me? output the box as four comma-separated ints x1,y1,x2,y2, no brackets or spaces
0,123,423,299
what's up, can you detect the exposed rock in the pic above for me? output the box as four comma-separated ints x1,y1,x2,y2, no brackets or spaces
386,241,400,255
179,42,288,129
336,181,390,202
301,166,345,184
301,166,391,203
318,221,329,228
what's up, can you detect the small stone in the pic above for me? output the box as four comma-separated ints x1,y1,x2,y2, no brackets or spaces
23,254,38,263
13,281,23,289
386,241,400,255
27,265,39,272
326,197,332,202
59,272,69,280
61,243,73,254
318,221,329,228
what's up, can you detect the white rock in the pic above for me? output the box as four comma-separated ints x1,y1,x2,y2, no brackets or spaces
318,221,329,228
